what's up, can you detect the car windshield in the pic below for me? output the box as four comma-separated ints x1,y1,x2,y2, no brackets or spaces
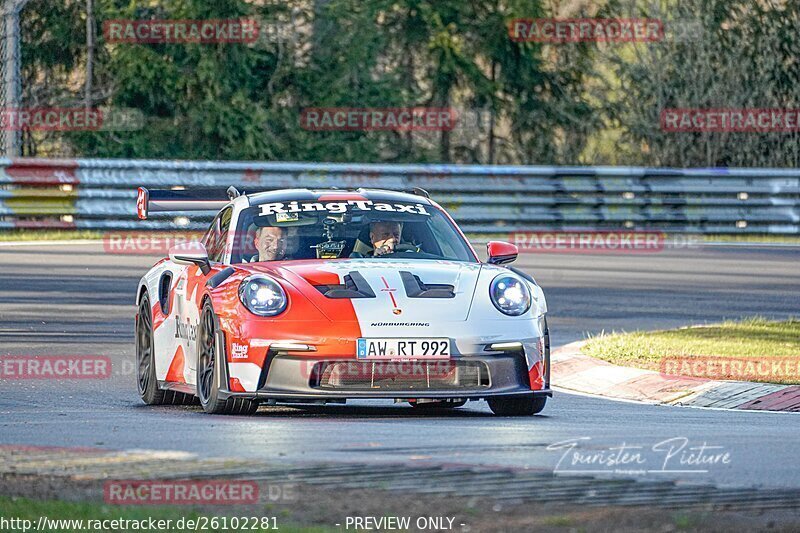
230,198,476,264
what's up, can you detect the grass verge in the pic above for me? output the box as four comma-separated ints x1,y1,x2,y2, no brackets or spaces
0,230,102,242
582,317,800,384
2,477,797,532
701,234,800,244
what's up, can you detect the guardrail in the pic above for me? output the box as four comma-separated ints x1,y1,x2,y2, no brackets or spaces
1,158,798,234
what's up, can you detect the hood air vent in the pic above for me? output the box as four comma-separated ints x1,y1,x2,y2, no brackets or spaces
315,271,375,299
399,271,455,298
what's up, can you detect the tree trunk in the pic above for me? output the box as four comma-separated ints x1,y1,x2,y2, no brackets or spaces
84,0,94,109
488,61,497,164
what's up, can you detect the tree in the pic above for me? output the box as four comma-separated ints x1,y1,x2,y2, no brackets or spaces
601,0,800,167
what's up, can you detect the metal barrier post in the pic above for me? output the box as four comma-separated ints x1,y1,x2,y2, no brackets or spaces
1,0,29,157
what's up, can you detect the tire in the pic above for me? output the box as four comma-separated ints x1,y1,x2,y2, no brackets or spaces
136,294,197,406
196,300,258,415
487,396,547,416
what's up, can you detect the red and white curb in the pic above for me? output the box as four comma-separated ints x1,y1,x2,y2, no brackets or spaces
552,341,800,412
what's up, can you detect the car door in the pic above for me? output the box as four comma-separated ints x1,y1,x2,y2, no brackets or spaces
178,207,232,375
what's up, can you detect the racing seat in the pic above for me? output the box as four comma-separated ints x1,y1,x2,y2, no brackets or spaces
350,227,374,257
239,227,259,263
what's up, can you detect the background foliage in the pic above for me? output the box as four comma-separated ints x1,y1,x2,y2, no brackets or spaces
18,0,800,166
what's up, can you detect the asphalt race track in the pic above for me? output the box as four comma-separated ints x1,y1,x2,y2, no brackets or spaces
1,243,799,489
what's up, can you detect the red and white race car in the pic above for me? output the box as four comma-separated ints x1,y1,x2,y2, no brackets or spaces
135,186,551,416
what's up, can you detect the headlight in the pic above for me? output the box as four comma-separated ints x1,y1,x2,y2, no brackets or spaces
238,275,287,317
490,275,531,316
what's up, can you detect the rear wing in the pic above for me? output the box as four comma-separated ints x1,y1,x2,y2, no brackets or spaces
136,187,238,220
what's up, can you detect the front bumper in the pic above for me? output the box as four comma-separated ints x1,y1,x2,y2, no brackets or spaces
219,350,551,402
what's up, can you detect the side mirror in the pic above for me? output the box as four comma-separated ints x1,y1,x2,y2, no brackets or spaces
169,242,211,275
487,241,518,265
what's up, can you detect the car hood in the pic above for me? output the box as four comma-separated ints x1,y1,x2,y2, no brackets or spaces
245,258,483,322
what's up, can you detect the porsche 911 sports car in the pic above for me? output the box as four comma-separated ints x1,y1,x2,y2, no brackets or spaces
134,186,551,416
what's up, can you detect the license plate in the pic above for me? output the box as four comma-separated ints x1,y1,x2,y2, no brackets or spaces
357,338,451,360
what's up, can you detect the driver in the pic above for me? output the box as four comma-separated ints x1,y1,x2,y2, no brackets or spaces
369,221,403,257
252,226,287,262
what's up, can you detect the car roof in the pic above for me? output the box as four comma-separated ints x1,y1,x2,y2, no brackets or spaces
244,188,434,207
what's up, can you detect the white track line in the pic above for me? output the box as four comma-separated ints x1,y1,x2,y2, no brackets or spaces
0,240,102,247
